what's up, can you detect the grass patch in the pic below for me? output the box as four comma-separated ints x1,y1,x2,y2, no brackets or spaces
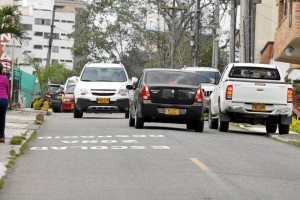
10,135,26,145
290,117,300,133
272,137,300,148
19,131,36,156
0,177,5,189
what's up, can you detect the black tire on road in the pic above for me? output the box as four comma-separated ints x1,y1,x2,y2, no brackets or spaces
194,120,204,132
129,112,135,127
134,108,144,129
218,118,229,132
279,123,289,135
208,104,218,129
125,111,129,119
73,105,83,118
266,124,277,133
186,123,195,130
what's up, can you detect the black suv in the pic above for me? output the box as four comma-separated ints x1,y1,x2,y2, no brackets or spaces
46,84,64,112
126,68,205,132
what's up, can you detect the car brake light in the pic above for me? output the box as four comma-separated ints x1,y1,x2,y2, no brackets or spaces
226,85,233,100
141,85,151,100
194,87,204,103
46,92,50,98
287,88,293,103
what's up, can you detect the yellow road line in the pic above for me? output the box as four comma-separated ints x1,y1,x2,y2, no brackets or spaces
190,158,209,171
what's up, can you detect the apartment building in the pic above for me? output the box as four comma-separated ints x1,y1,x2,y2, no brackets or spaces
274,0,300,65
0,0,86,74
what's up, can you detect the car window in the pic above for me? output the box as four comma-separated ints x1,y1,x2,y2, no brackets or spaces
195,71,220,83
48,86,60,93
81,67,127,82
65,85,75,94
145,71,198,86
229,67,280,80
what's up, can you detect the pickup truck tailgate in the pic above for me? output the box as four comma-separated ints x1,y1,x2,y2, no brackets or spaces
232,82,288,104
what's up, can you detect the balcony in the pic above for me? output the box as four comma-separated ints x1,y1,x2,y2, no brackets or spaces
274,2,300,64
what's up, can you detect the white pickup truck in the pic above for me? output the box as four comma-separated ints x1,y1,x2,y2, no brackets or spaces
209,63,293,135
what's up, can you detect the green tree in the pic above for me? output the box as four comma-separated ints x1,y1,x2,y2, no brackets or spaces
0,5,25,38
49,64,74,84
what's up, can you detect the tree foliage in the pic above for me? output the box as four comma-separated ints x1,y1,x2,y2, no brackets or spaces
0,5,26,38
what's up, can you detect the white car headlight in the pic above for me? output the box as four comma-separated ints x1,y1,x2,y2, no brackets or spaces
79,88,89,95
118,89,128,96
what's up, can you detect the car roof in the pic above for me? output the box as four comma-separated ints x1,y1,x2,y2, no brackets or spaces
85,63,124,68
231,63,277,69
144,68,196,73
183,67,220,72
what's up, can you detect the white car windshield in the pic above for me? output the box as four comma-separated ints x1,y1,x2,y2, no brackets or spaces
81,67,127,82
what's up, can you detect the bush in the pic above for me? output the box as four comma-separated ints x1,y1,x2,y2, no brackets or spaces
33,98,45,110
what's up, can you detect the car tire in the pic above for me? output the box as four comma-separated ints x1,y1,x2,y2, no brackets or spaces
194,120,204,132
129,112,135,127
73,105,83,118
186,123,195,130
266,124,277,133
61,104,65,113
279,123,289,135
125,111,129,119
218,116,229,132
208,104,218,129
134,108,144,129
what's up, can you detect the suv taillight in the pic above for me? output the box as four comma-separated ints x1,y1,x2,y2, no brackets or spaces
226,85,233,100
46,92,50,98
141,85,151,100
194,87,204,103
287,88,293,103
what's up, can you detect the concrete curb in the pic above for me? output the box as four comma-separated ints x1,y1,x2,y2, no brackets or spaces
0,108,48,187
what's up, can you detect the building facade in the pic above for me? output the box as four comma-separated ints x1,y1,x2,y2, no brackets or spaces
0,0,86,74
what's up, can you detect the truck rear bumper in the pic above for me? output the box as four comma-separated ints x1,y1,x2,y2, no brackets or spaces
228,105,292,116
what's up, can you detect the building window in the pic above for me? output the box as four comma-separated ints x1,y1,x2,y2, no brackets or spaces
54,19,60,22
24,37,32,40
66,47,72,50
51,59,58,64
35,18,51,25
66,60,73,63
60,59,65,62
24,50,31,54
34,31,43,36
61,46,66,49
33,58,42,63
62,20,67,23
52,46,59,53
21,24,32,31
43,45,49,48
44,33,60,39
33,45,43,49
67,21,74,23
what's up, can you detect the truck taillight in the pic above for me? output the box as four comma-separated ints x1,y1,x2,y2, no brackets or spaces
141,85,151,100
194,87,204,103
226,85,233,100
287,88,293,103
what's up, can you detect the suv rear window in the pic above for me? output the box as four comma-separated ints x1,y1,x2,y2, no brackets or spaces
145,71,198,86
229,67,280,80
81,67,127,82
48,85,60,93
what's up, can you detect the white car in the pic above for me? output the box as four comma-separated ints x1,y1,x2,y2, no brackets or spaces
73,63,130,118
182,66,221,112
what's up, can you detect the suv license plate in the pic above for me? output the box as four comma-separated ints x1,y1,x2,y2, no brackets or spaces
252,103,265,112
56,95,62,100
165,108,179,115
97,98,110,104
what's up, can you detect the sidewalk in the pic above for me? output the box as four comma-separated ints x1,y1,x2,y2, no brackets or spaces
0,108,47,180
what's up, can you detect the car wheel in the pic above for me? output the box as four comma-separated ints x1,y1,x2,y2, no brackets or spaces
129,112,135,127
194,120,204,132
186,123,195,130
266,124,277,133
61,104,65,113
278,123,289,135
125,111,129,119
73,105,83,118
208,104,218,129
134,107,144,129
218,115,229,132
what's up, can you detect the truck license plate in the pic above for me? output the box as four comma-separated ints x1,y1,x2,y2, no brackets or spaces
97,98,110,104
165,108,180,115
252,103,265,112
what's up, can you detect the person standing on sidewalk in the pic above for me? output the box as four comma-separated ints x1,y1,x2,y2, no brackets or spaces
0,63,9,143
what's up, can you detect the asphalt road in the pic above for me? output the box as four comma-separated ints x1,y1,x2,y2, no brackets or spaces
0,113,300,200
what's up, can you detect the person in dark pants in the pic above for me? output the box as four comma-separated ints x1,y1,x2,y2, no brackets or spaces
0,63,9,143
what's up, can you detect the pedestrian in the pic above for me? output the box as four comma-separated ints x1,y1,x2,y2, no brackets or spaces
0,63,9,143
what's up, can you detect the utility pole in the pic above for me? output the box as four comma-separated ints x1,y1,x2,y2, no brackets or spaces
192,0,200,67
240,0,250,63
46,5,58,67
229,0,236,63
212,0,220,68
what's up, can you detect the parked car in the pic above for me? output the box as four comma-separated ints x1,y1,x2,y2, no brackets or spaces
73,62,130,118
61,83,75,112
46,84,64,112
126,68,206,132
63,76,77,92
209,63,293,134
182,66,221,112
